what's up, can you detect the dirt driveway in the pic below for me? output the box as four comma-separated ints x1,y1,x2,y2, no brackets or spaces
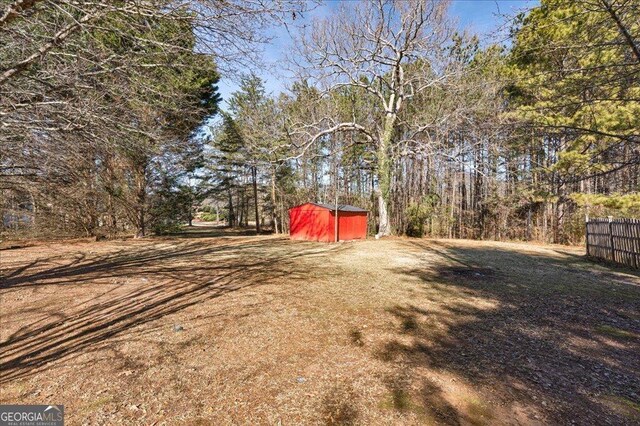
1,228,639,424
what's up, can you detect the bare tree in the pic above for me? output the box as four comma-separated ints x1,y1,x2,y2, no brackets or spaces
0,0,311,238
290,0,454,237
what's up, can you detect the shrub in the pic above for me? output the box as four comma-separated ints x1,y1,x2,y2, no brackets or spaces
405,195,439,237
200,212,218,222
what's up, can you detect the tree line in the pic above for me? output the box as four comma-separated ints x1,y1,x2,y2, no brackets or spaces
2,0,639,244
1,0,308,238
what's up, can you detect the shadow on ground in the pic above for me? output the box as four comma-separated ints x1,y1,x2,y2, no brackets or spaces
164,224,272,239
376,240,640,425
3,232,639,424
0,231,342,384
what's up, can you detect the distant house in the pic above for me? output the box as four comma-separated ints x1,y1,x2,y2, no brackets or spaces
289,202,368,242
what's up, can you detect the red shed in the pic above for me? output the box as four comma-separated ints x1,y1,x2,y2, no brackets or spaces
289,202,368,242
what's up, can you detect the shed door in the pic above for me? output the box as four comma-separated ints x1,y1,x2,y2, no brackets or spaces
337,212,367,240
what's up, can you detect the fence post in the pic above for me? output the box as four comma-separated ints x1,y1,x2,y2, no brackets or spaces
629,221,640,268
608,216,615,262
585,217,590,257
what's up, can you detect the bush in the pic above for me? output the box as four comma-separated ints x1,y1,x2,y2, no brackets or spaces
200,212,218,222
404,194,439,237
152,221,183,235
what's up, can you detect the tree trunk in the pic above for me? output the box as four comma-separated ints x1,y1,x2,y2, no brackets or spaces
252,165,261,234
108,193,117,235
227,188,235,227
242,187,249,227
134,164,146,238
238,192,243,227
238,188,245,227
187,189,194,227
29,190,36,229
271,167,279,234
375,114,395,238
135,200,145,238
601,0,640,62
376,192,389,238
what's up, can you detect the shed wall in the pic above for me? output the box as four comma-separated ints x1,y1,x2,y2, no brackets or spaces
289,204,333,242
289,203,367,242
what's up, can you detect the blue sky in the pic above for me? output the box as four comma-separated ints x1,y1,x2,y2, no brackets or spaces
217,0,538,106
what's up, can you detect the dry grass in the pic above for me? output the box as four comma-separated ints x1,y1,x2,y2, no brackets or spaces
1,227,639,425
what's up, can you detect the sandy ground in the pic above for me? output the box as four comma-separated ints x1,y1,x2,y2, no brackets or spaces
1,227,639,425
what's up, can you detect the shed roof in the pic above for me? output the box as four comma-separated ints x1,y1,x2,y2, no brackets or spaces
299,202,368,212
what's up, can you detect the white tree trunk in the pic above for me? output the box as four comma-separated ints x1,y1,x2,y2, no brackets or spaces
375,115,395,239
376,190,390,238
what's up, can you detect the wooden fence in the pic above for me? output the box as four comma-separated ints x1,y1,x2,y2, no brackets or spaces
586,218,640,268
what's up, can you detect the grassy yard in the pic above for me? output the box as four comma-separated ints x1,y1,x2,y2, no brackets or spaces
1,227,639,425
